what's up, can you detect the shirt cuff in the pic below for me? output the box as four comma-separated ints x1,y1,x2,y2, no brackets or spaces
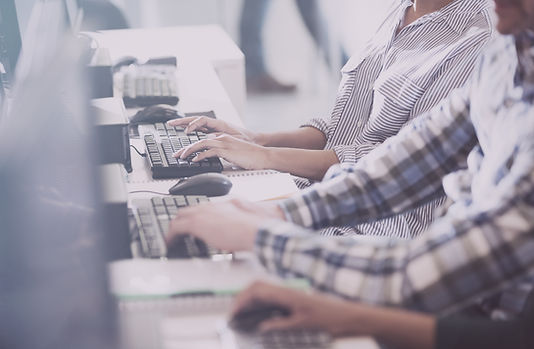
300,118,329,136
254,221,302,276
277,187,318,228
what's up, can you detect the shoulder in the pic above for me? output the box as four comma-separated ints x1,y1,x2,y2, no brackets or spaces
448,0,494,39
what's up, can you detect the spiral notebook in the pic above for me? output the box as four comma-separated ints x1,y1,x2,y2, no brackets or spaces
222,170,299,202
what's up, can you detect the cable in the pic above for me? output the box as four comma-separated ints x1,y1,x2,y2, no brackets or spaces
129,190,171,196
130,144,146,157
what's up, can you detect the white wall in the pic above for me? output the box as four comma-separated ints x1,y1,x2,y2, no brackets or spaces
116,0,393,83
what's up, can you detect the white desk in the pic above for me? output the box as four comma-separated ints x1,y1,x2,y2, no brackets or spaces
90,25,246,118
94,26,378,349
111,259,378,349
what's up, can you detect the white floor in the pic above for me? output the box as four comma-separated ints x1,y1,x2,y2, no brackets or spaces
243,78,338,133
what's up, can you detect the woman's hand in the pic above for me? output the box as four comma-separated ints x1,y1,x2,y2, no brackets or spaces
174,134,272,170
167,116,260,143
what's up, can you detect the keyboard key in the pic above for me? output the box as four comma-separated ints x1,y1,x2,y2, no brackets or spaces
163,197,176,207
154,205,167,216
143,132,223,179
151,197,165,207
174,196,187,207
130,196,228,260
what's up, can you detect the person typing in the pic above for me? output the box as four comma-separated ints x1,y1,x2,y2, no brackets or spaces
165,0,534,332
168,0,494,239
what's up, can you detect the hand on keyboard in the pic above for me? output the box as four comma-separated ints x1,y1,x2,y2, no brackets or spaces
167,116,258,143
173,134,269,170
166,199,268,252
143,125,223,179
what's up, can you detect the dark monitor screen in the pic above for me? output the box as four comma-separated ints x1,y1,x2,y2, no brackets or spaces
0,0,22,86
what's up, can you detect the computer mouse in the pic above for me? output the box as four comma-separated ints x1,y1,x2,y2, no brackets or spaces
130,104,182,124
229,301,291,333
168,172,232,197
112,56,138,73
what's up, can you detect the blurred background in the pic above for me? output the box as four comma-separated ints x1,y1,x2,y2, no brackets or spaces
15,0,392,132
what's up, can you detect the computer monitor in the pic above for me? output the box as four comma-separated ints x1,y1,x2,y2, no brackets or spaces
0,1,117,348
0,0,22,91
64,0,84,33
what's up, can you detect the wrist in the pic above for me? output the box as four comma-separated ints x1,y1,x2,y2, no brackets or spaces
260,146,275,170
334,303,378,337
252,132,270,146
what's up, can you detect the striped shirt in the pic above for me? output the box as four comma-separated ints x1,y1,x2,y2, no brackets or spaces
301,0,493,238
256,32,534,318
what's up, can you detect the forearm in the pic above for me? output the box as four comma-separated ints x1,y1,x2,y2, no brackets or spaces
257,182,534,312
279,94,476,230
363,306,435,349
315,299,435,349
257,127,326,149
263,147,338,180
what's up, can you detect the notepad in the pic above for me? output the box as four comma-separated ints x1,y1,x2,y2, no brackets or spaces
127,166,299,202
222,170,298,202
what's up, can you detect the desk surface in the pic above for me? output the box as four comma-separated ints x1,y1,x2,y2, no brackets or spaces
89,25,246,117
94,25,378,349
91,25,243,64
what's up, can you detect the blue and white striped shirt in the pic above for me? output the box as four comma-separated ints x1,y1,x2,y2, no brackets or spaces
302,0,493,238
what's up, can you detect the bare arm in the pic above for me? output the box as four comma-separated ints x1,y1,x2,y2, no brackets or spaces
257,127,327,149
263,147,338,180
364,306,435,349
168,117,327,150
232,281,435,349
176,134,338,180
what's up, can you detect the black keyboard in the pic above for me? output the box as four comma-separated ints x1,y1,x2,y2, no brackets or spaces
143,123,223,179
234,329,331,349
129,195,225,259
121,65,179,107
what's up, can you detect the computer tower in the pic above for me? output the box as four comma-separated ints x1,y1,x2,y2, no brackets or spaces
99,163,131,260
92,97,132,172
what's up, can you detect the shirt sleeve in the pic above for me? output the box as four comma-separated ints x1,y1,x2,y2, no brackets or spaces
436,291,534,349
300,118,330,139
279,87,476,230
436,316,534,349
256,149,534,314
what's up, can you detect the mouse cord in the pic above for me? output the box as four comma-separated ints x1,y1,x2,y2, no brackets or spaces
129,190,171,196
130,144,146,157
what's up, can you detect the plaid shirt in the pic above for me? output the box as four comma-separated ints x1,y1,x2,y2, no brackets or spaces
254,32,534,317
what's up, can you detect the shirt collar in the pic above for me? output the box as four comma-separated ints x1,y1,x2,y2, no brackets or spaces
401,0,491,34
442,0,492,33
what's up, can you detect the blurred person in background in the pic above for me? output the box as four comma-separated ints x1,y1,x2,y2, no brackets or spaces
240,0,338,93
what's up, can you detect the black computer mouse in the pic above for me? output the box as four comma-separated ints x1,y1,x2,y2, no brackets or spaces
168,173,232,197
112,56,138,73
130,104,182,124
229,301,291,333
